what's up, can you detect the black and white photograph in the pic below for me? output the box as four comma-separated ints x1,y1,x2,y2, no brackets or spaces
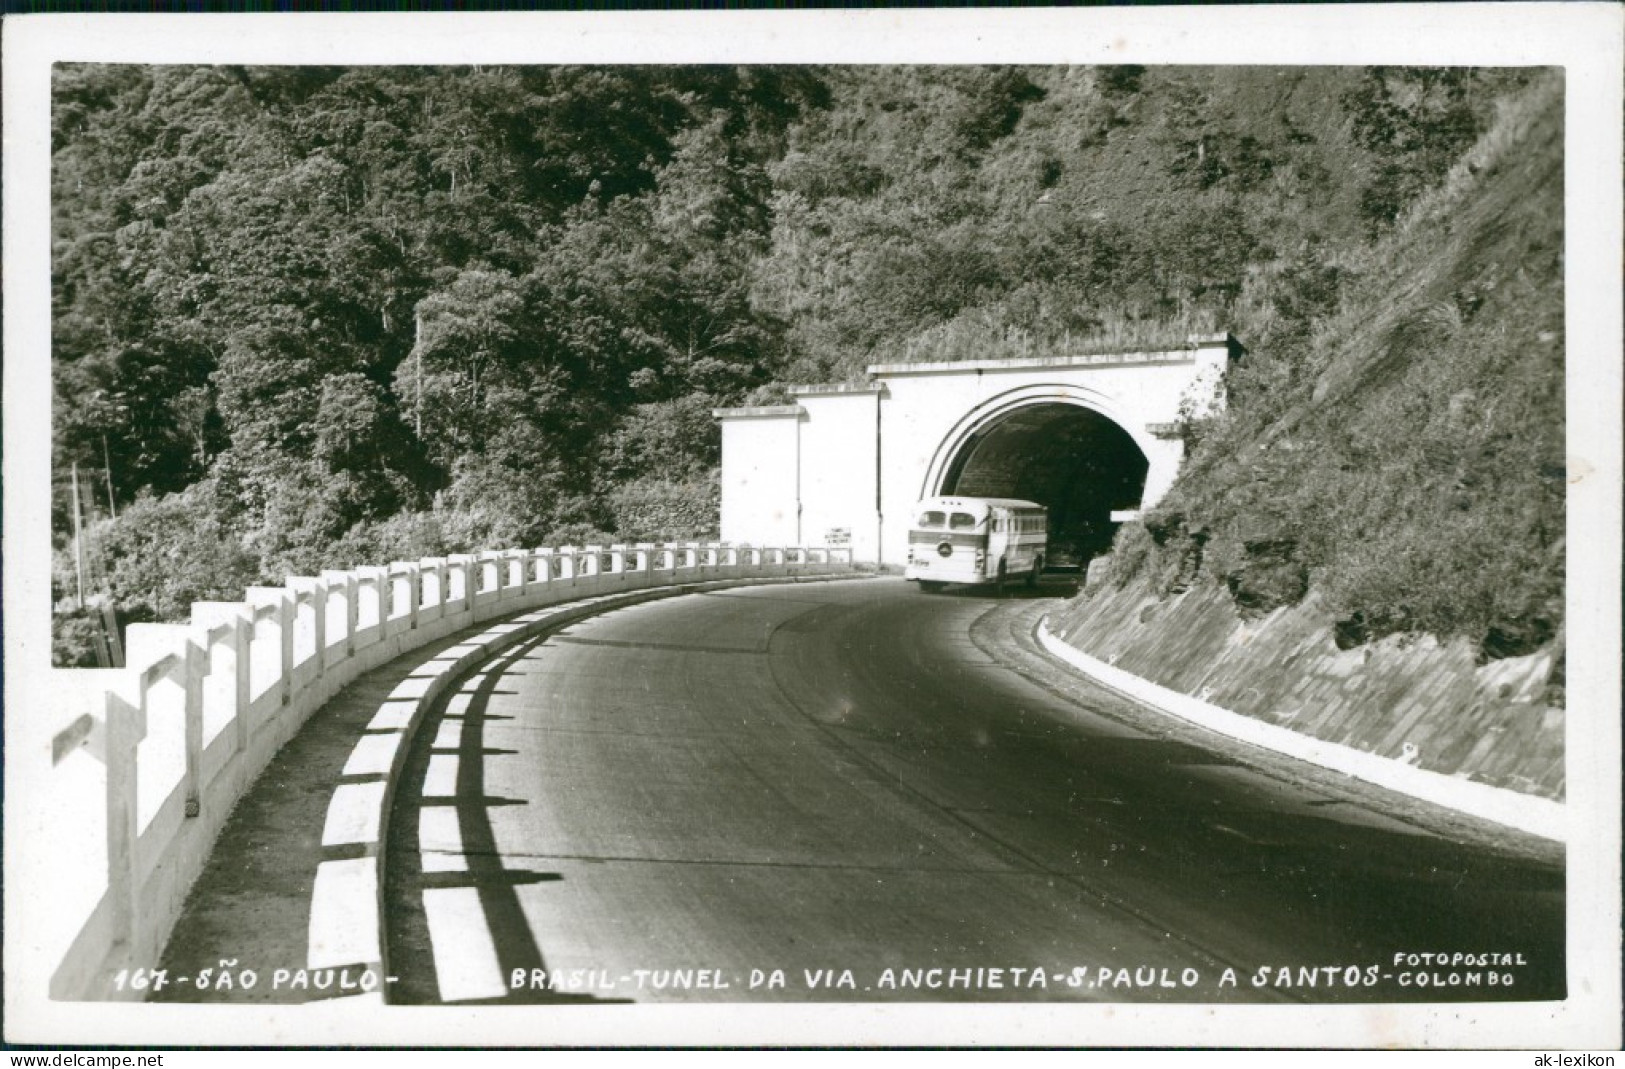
4,6,1621,1051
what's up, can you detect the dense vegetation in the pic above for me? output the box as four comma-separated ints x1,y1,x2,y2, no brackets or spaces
52,64,1558,666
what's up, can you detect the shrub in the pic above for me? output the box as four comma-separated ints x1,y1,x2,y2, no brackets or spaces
51,480,261,663
609,472,720,543
52,608,121,668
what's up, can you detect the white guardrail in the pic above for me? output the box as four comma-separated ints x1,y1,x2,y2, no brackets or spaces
43,542,856,999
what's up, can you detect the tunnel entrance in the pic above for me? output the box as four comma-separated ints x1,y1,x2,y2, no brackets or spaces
939,403,1148,570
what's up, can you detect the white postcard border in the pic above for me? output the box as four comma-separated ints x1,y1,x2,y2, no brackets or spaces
4,5,1620,1049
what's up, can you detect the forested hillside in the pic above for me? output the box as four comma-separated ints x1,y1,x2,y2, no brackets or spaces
51,63,1551,664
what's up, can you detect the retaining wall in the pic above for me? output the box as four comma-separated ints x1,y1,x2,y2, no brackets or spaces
1049,579,1564,805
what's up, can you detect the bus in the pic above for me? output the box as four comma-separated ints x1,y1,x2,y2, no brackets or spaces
904,496,1048,593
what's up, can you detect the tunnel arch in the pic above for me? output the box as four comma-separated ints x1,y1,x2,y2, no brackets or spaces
921,386,1153,568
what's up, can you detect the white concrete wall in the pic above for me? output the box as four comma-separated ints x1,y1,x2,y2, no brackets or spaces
796,388,882,563
716,407,801,548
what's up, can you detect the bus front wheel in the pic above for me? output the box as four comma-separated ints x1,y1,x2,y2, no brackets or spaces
919,581,945,594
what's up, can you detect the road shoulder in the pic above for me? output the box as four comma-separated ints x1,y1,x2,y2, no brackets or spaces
969,592,1564,871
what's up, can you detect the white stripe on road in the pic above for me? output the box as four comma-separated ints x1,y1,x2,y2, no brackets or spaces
423,753,460,798
418,806,468,873
422,887,507,1003
342,732,402,778
309,858,379,969
432,719,464,751
367,700,417,731
321,781,386,847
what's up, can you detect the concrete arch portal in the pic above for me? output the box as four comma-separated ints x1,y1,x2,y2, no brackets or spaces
716,332,1243,567
934,398,1149,568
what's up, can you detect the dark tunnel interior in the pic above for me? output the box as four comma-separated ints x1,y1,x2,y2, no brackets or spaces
942,403,1148,569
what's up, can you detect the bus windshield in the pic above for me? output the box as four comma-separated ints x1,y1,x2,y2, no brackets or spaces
914,506,984,531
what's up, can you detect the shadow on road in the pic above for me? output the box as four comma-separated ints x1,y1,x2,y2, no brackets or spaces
914,575,1083,601
384,635,630,1005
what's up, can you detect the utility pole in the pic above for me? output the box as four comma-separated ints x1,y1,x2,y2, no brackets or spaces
414,309,424,437
102,433,118,520
71,463,87,607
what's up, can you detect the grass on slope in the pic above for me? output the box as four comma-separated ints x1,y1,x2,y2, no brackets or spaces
1096,73,1565,670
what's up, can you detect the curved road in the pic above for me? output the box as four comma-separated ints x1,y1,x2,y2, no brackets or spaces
383,578,1563,1004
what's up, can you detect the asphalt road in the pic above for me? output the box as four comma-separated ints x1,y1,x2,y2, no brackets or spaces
382,577,1564,1005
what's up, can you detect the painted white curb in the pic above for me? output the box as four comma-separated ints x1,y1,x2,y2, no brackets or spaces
311,574,874,999
1036,616,1567,844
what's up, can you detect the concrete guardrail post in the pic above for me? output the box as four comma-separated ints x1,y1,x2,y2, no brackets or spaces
247,587,295,705
628,544,651,587
366,566,391,633
180,636,205,817
418,558,446,621
124,624,204,821
391,563,421,630
104,682,145,970
192,604,252,756
446,555,473,614
502,550,527,600
476,552,499,602
321,571,357,657
580,546,601,595
288,578,327,678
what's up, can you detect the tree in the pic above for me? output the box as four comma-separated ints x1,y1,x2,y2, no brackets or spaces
64,481,260,629
398,266,538,462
